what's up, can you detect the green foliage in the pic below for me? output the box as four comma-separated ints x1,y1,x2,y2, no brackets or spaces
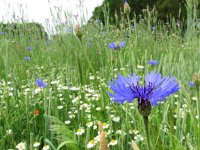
90,0,192,24
0,22,48,40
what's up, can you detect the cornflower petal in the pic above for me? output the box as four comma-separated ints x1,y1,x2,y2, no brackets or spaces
108,42,117,49
108,71,179,106
118,41,126,48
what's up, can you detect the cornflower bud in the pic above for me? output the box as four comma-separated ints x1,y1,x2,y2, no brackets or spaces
193,73,200,87
75,24,83,40
124,1,131,14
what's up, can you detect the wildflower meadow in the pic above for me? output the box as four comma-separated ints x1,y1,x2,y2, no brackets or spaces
0,1,200,150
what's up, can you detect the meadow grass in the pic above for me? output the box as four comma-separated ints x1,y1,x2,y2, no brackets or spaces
0,4,200,150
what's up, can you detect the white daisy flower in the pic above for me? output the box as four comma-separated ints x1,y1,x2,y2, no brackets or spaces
87,140,96,148
75,128,85,135
33,142,40,148
109,140,118,146
16,142,26,150
42,145,50,150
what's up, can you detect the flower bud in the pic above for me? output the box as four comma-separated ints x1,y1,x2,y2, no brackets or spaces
124,1,131,14
138,99,152,117
75,24,83,40
193,73,200,87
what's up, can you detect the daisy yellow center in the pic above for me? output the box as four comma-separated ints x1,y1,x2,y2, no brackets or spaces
111,140,116,143
20,145,23,148
77,129,82,132
90,140,95,144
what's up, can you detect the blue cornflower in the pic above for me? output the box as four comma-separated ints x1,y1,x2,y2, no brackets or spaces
130,25,135,30
188,82,195,87
94,19,101,23
0,31,6,35
108,71,179,111
151,26,156,30
36,78,47,88
108,41,126,50
24,56,31,61
147,60,158,66
26,46,32,51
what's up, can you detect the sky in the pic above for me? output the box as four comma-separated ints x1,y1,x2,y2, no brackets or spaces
0,0,103,34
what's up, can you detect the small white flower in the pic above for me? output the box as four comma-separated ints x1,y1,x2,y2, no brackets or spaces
174,94,179,98
196,115,199,119
86,122,93,128
96,107,101,111
174,126,177,130
112,116,120,122
93,125,98,130
102,123,109,129
134,134,144,142
137,65,144,69
89,76,95,80
6,129,12,135
69,86,80,91
94,135,100,142
69,114,75,118
109,140,118,146
65,120,71,124
33,142,40,148
42,145,50,150
105,106,110,110
116,130,122,134
192,97,198,101
75,128,85,135
72,96,80,103
16,142,26,150
34,88,41,94
87,140,96,148
57,105,64,109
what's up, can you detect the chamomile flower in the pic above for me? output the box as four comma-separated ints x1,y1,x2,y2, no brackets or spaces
86,122,93,128
87,140,96,148
16,142,26,150
102,123,109,129
33,142,40,148
42,145,50,150
75,128,85,135
109,140,118,146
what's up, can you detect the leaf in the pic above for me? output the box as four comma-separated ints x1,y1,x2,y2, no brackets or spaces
57,141,79,150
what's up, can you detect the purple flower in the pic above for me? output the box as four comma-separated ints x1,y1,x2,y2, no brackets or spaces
26,47,32,51
0,32,6,35
94,19,101,23
24,56,31,61
151,26,156,30
107,71,179,106
189,82,195,87
131,25,135,30
36,78,47,88
147,60,159,66
108,41,126,50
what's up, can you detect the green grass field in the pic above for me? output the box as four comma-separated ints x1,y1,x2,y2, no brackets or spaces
0,4,200,150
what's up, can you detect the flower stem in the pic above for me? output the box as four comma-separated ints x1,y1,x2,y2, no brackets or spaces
143,116,151,150
197,86,200,147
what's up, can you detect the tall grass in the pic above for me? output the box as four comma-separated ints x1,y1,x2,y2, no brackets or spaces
0,0,200,149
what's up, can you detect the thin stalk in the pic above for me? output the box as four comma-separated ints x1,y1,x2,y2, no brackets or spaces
143,116,151,150
197,86,200,147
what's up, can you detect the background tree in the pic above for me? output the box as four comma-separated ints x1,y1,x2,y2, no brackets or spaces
90,0,192,25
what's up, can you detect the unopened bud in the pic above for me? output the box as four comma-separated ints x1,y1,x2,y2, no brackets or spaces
75,24,83,39
193,73,200,87
124,1,131,14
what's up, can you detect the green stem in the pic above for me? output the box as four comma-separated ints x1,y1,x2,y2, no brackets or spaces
143,116,151,150
197,86,200,147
